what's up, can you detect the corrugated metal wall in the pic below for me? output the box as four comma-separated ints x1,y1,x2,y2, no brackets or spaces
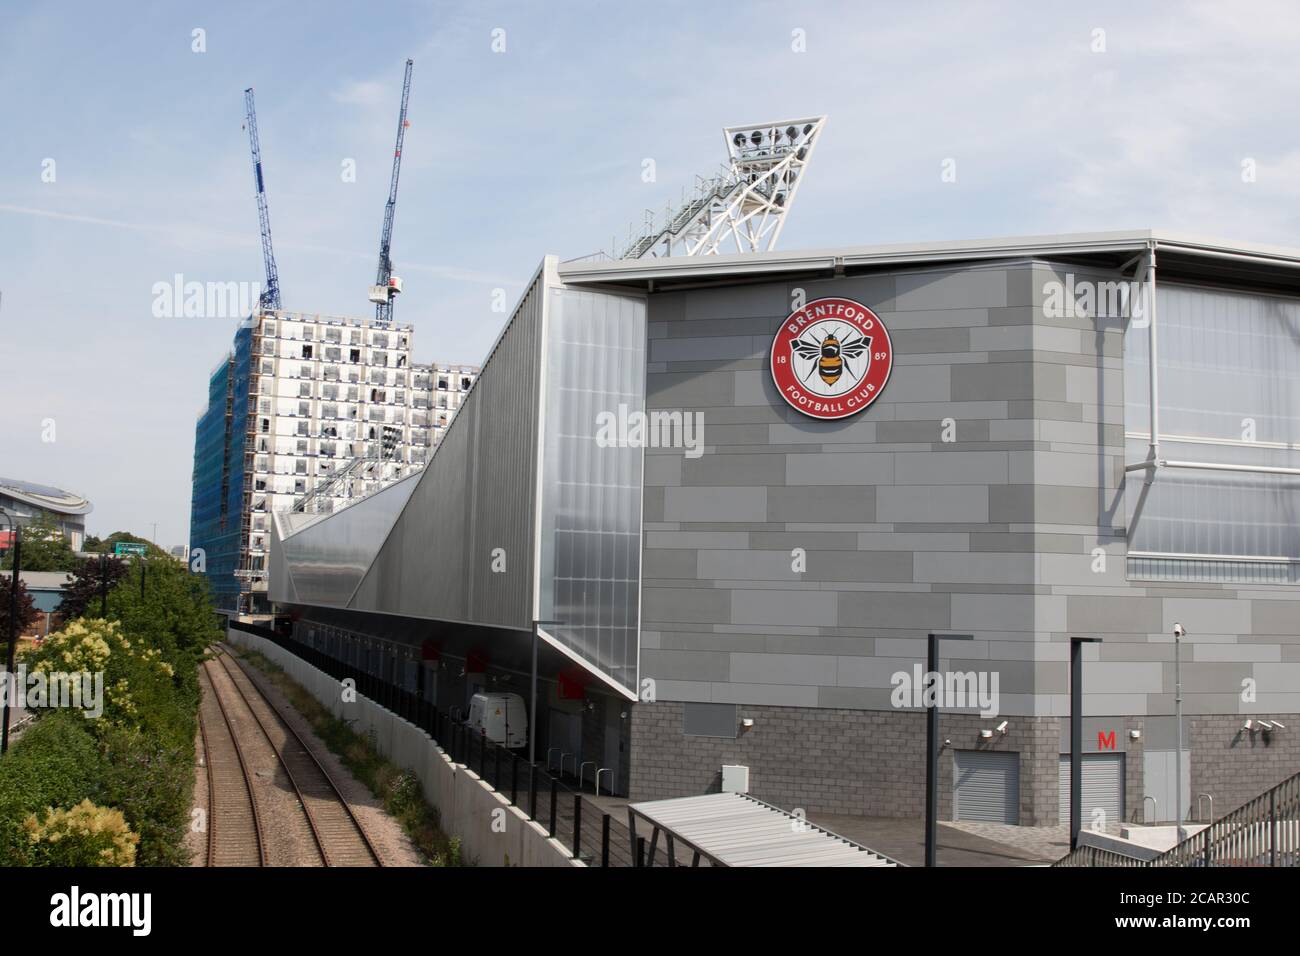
344,264,547,630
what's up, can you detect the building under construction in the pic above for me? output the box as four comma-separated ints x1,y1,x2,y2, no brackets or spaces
190,312,475,613
190,63,478,613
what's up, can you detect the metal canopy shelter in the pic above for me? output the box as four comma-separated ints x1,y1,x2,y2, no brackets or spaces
626,793,902,867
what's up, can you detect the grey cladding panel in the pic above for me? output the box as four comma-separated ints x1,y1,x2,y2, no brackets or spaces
682,702,739,737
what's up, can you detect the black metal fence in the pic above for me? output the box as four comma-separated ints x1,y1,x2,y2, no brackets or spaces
229,620,634,867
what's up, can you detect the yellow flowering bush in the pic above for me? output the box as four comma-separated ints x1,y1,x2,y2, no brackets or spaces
23,619,176,726
22,799,138,867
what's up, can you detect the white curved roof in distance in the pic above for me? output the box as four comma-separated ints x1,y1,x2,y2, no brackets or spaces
0,477,93,516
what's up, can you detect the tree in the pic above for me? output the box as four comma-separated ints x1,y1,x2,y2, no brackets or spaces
84,532,168,559
0,573,39,637
0,512,77,573
58,555,130,619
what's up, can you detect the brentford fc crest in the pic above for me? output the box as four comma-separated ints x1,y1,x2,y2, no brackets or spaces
769,297,893,419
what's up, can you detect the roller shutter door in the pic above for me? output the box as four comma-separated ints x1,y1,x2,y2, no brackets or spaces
953,750,1019,823
1059,754,1125,826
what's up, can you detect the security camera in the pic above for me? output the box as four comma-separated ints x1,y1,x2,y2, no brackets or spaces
979,729,994,739
1273,721,1286,730
1258,720,1274,731
1243,719,1254,731
996,721,1009,735
741,718,755,728
1173,623,1187,638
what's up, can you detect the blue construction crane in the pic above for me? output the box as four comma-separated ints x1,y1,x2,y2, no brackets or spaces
243,87,282,312
368,59,413,325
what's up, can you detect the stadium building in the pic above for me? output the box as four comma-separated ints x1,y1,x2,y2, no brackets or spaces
265,227,1300,826
0,476,93,551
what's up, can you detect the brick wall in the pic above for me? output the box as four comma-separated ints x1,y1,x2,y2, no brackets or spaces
1190,713,1300,816
631,701,1070,823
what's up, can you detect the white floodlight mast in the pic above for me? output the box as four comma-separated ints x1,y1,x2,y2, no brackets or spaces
621,116,825,260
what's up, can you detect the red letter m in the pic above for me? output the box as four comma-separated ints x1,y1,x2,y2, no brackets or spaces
1097,730,1117,750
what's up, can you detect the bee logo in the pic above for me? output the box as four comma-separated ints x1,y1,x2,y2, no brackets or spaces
769,297,894,420
790,326,870,388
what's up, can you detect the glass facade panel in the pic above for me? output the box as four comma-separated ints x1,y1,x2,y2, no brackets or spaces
1126,283,1300,580
538,288,646,694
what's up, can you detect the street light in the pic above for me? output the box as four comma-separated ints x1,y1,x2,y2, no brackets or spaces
0,509,21,755
1070,636,1103,850
99,552,109,617
1173,623,1186,842
925,632,973,867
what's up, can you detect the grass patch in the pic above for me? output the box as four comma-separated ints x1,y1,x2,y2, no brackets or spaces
226,646,463,866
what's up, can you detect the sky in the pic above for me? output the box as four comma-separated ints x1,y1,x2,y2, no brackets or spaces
2,0,1300,550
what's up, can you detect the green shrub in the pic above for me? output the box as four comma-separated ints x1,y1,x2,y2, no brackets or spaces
22,799,138,867
0,713,102,865
0,558,217,867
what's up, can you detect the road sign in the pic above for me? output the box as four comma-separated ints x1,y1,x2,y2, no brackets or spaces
113,542,147,557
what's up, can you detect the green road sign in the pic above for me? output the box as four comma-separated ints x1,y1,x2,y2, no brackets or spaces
114,542,148,557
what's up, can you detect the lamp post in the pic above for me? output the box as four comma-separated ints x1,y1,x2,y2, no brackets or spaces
1070,636,1103,850
1173,623,1186,842
0,509,21,755
925,632,973,867
99,552,109,617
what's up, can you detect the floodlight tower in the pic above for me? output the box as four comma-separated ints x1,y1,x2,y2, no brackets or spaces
621,116,826,259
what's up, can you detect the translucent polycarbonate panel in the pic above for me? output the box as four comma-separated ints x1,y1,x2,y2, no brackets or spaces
1126,283,1300,566
274,475,417,606
537,288,646,695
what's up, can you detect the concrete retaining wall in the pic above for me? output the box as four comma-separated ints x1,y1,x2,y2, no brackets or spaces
226,628,582,868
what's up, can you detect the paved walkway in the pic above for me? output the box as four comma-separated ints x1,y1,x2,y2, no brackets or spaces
945,820,1122,862
807,813,1059,866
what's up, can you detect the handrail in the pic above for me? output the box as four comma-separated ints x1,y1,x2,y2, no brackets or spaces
1143,795,1159,824
1149,771,1299,867
1052,768,1300,867
620,176,746,258
1197,792,1214,825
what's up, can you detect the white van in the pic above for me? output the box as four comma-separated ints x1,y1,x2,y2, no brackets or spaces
466,692,528,749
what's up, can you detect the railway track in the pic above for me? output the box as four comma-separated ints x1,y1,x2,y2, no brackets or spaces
197,665,268,866
198,649,384,867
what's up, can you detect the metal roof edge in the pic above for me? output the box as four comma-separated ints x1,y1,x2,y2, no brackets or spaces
557,229,1300,286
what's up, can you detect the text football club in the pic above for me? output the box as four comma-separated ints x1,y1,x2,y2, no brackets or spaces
769,296,893,419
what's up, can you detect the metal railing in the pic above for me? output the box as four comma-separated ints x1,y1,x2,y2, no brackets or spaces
229,620,636,867
1052,844,1150,868
1150,773,1299,867
1054,769,1300,867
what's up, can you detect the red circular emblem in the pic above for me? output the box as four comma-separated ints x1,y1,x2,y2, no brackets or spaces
769,297,893,420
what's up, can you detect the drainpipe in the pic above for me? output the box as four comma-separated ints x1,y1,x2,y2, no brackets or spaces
1145,245,1160,468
